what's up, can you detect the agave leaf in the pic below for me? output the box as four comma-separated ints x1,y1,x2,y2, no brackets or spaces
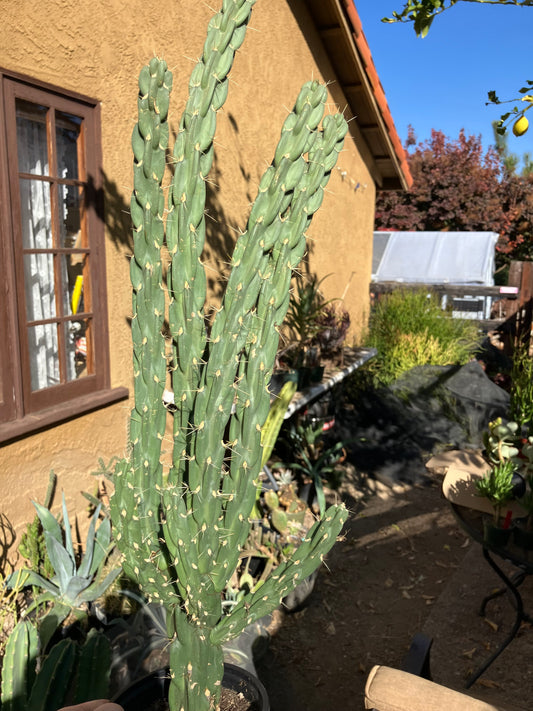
61,492,76,564
75,566,121,605
37,602,72,651
63,575,95,606
88,513,111,577
32,500,62,545
77,504,102,579
5,568,58,596
46,535,76,593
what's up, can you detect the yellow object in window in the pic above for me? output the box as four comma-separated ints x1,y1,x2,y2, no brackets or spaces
71,275,83,315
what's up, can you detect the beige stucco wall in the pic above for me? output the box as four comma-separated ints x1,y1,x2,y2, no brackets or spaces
0,0,374,547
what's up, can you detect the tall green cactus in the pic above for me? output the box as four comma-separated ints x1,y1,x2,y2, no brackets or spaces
110,1,348,709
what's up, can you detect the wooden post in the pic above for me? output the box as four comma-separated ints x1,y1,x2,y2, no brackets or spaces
506,261,533,352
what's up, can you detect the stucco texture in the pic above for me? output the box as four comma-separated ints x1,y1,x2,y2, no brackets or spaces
0,0,374,542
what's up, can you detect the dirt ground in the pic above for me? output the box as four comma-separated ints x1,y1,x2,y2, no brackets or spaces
256,463,533,710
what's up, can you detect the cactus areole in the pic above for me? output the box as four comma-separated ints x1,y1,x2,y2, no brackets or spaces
110,1,348,709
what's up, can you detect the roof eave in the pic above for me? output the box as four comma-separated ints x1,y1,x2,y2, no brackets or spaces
305,0,412,191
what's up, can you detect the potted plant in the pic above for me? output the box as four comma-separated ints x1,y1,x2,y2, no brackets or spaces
280,273,334,388
475,459,516,546
109,1,348,709
310,303,350,368
274,420,348,516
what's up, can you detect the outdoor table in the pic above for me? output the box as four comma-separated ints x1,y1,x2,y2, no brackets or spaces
450,502,533,688
442,456,533,688
283,346,376,420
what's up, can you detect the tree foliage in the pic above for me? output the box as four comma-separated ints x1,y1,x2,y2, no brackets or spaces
375,127,533,266
375,128,505,232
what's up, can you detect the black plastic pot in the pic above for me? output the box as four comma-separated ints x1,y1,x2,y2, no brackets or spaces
482,517,512,548
114,663,269,711
513,521,533,550
511,472,526,499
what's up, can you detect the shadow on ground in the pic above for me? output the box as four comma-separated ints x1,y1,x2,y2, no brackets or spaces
256,469,532,711
256,362,531,710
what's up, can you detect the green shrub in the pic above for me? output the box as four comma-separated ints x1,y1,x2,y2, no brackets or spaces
364,289,480,386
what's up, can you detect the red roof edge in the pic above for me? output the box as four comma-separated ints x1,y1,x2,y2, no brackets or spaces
342,1,413,189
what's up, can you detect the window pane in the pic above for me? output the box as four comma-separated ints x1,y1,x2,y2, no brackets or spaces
65,318,91,382
59,184,83,248
61,253,87,317
27,323,59,391
16,100,49,176
19,178,53,249
56,111,81,180
23,253,56,323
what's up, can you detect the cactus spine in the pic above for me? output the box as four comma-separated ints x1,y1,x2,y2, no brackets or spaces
111,1,348,709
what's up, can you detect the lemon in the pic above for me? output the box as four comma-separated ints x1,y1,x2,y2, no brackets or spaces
513,115,529,137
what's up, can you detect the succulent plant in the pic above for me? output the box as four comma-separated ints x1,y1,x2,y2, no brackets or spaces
0,619,111,711
476,459,516,525
110,1,348,709
6,494,120,649
483,418,521,465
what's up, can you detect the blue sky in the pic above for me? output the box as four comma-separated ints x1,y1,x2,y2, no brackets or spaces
356,1,533,168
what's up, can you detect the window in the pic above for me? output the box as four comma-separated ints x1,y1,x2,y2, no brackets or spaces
0,69,127,441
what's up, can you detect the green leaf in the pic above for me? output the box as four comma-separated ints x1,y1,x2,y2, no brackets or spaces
61,493,76,563
5,569,58,596
77,505,102,579
46,535,75,592
32,501,62,546
414,13,434,38
37,604,71,652
76,567,121,605
89,515,111,576
63,575,94,605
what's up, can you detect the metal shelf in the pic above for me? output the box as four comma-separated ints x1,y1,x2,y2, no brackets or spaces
284,346,377,419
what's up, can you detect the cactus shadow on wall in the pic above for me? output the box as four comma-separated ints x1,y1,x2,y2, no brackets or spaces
167,123,242,308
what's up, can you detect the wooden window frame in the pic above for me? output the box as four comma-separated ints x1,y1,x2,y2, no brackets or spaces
0,68,127,443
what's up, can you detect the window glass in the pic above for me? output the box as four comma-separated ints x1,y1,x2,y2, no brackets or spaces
19,178,53,250
16,100,49,176
60,184,83,248
56,111,81,180
27,323,60,391
23,253,56,323
61,252,86,317
65,318,91,382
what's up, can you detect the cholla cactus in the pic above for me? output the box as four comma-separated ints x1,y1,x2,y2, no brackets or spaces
110,1,348,709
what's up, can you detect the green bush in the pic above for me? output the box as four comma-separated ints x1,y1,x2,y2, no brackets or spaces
364,289,480,386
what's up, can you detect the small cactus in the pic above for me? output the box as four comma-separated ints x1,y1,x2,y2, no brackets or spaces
110,1,348,709
0,620,111,711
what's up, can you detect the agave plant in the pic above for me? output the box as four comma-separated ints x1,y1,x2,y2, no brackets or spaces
6,494,120,648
